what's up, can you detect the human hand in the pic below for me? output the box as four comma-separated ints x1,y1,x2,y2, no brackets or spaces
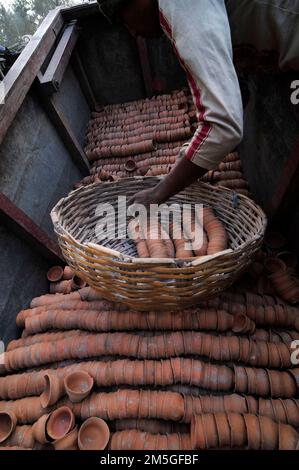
128,186,163,212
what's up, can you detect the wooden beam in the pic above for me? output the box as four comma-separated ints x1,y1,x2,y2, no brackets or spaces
136,36,154,97
35,80,90,175
71,51,96,109
39,21,79,95
0,192,63,263
0,8,64,147
61,1,100,21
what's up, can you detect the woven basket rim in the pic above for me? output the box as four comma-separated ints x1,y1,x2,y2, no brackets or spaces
51,177,267,267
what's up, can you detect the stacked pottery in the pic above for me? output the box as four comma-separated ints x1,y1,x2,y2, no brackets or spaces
53,426,79,451
109,431,191,451
234,365,297,398
202,207,228,255
191,413,299,450
1,425,36,449
266,258,299,304
32,414,51,444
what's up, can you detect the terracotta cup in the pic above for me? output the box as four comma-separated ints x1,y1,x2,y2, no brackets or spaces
40,373,64,408
259,416,278,450
53,426,79,450
46,406,75,441
47,266,64,283
32,413,51,444
232,314,249,334
64,371,94,403
0,411,17,443
214,412,231,448
124,158,137,172
71,275,87,291
229,413,246,448
78,417,110,450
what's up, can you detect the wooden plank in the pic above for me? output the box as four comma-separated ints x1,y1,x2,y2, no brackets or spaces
36,80,90,174
136,37,153,97
39,21,79,95
0,192,63,263
61,1,100,21
0,8,64,147
71,51,96,109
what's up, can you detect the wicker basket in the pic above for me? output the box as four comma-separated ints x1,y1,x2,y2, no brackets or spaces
51,177,267,311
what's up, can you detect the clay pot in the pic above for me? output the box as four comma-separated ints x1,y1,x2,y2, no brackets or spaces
244,414,260,449
53,426,79,450
46,406,75,441
202,413,218,449
278,422,299,450
32,413,51,444
0,411,17,443
232,314,255,334
78,417,110,450
228,413,246,448
47,266,64,283
259,416,278,450
264,258,286,274
138,165,150,176
191,415,205,449
71,275,87,291
64,371,94,403
49,280,72,294
255,368,270,397
124,158,137,172
63,266,74,280
269,271,299,304
214,412,230,448
40,373,64,408
233,366,247,393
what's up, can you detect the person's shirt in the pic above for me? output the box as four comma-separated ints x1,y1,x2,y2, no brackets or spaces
158,0,299,170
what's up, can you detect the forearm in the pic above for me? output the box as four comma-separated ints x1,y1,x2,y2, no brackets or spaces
154,158,207,204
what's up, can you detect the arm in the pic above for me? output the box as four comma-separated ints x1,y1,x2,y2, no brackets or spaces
132,0,243,206
132,157,206,207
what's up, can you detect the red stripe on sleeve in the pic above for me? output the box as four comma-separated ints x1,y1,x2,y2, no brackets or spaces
159,9,212,161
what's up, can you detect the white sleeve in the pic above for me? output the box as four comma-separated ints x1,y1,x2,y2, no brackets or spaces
159,0,243,169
